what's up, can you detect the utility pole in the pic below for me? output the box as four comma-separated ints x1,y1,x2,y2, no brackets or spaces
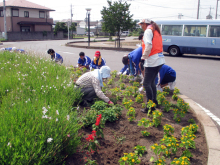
197,0,200,19
70,4,73,39
178,13,183,19
3,0,7,40
216,0,219,19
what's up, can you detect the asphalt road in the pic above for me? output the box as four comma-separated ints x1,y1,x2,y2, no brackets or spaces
1,39,220,127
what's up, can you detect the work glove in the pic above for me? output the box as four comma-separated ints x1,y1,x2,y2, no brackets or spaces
108,101,114,105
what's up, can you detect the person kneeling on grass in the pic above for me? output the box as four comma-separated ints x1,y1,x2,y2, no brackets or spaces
47,49,63,64
75,66,114,107
155,64,176,92
77,52,91,69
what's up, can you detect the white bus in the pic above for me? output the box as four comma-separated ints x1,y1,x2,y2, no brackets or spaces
155,20,220,56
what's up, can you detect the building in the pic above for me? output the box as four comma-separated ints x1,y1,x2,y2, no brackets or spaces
0,0,63,40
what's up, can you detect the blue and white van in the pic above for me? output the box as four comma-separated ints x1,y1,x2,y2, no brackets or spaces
155,20,220,56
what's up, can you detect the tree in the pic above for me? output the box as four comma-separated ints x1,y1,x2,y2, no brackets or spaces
101,0,133,47
70,23,76,32
54,22,68,35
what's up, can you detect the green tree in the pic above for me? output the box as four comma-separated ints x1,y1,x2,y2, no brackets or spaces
54,22,68,35
70,23,76,32
101,0,133,47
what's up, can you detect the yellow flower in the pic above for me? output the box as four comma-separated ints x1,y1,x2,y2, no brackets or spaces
132,159,135,162
151,146,155,150
159,159,162,162
124,153,128,155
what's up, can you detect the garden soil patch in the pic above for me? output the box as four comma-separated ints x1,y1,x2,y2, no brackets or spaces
66,77,208,165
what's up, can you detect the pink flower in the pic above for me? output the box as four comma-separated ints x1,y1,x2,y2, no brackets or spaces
67,134,70,137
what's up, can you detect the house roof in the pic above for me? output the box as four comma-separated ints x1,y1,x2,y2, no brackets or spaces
0,0,55,11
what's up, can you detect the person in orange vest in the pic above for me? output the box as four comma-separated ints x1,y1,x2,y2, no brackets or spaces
138,18,165,113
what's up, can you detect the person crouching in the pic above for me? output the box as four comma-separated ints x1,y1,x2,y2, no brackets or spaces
75,66,114,107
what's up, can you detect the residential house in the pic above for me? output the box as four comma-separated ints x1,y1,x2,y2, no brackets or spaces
0,0,63,40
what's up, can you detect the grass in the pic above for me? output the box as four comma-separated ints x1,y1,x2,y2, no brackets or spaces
0,51,82,164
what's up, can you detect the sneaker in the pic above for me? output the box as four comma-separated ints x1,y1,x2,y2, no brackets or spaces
169,81,176,90
157,85,163,92
138,86,144,93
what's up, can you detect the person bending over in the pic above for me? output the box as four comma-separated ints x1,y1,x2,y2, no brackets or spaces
75,66,114,107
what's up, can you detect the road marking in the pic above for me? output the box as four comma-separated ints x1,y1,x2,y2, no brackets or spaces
195,102,220,126
61,52,75,54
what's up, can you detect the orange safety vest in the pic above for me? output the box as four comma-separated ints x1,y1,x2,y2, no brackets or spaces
143,26,163,57
142,40,145,55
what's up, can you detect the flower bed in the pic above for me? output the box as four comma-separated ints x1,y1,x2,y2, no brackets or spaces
66,73,208,165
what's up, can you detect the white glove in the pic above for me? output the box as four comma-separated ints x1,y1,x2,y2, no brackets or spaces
117,72,122,75
123,71,127,75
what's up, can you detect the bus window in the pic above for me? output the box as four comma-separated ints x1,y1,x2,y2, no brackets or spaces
184,25,207,37
209,25,220,37
162,25,182,36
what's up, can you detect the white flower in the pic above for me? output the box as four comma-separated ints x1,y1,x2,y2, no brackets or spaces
48,117,52,120
56,75,59,79
56,110,59,115
67,115,70,121
77,106,80,110
7,142,11,148
42,115,48,118
42,107,48,115
56,118,58,122
47,138,53,143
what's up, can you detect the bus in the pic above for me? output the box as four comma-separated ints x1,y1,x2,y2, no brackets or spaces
154,20,220,56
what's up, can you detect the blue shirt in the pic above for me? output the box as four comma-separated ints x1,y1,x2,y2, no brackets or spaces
78,56,91,66
5,48,13,51
155,65,176,85
51,53,63,63
90,57,106,69
120,47,142,76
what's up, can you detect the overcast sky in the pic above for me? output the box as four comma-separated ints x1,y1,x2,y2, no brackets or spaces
28,0,220,21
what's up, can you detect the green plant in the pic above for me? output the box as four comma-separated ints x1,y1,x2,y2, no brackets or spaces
146,100,156,115
92,114,104,138
91,101,108,110
141,103,146,108
111,70,118,78
163,86,170,93
171,156,191,165
163,124,174,137
82,67,88,73
119,152,141,165
107,78,113,85
0,52,82,164
172,94,178,101
82,110,98,127
157,93,166,105
162,100,171,112
110,87,122,101
152,156,167,165
133,82,139,87
115,135,126,144
160,136,179,155
123,99,134,110
141,130,150,137
135,93,144,103
85,159,98,165
120,83,126,90
152,110,163,127
173,87,180,95
133,145,146,157
181,124,198,135
138,118,153,128
86,130,99,152
126,107,136,122
188,118,196,124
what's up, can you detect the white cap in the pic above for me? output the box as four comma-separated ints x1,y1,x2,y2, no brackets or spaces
0,48,5,51
137,18,152,25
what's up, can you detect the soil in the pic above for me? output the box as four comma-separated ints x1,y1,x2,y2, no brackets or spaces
65,76,208,165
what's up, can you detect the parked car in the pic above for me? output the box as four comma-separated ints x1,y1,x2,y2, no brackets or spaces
85,32,94,37
121,31,130,36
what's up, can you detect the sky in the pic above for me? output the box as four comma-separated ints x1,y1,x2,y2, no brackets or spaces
27,0,220,21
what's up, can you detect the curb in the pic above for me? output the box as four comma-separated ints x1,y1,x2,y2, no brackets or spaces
179,95,220,165
65,39,134,52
